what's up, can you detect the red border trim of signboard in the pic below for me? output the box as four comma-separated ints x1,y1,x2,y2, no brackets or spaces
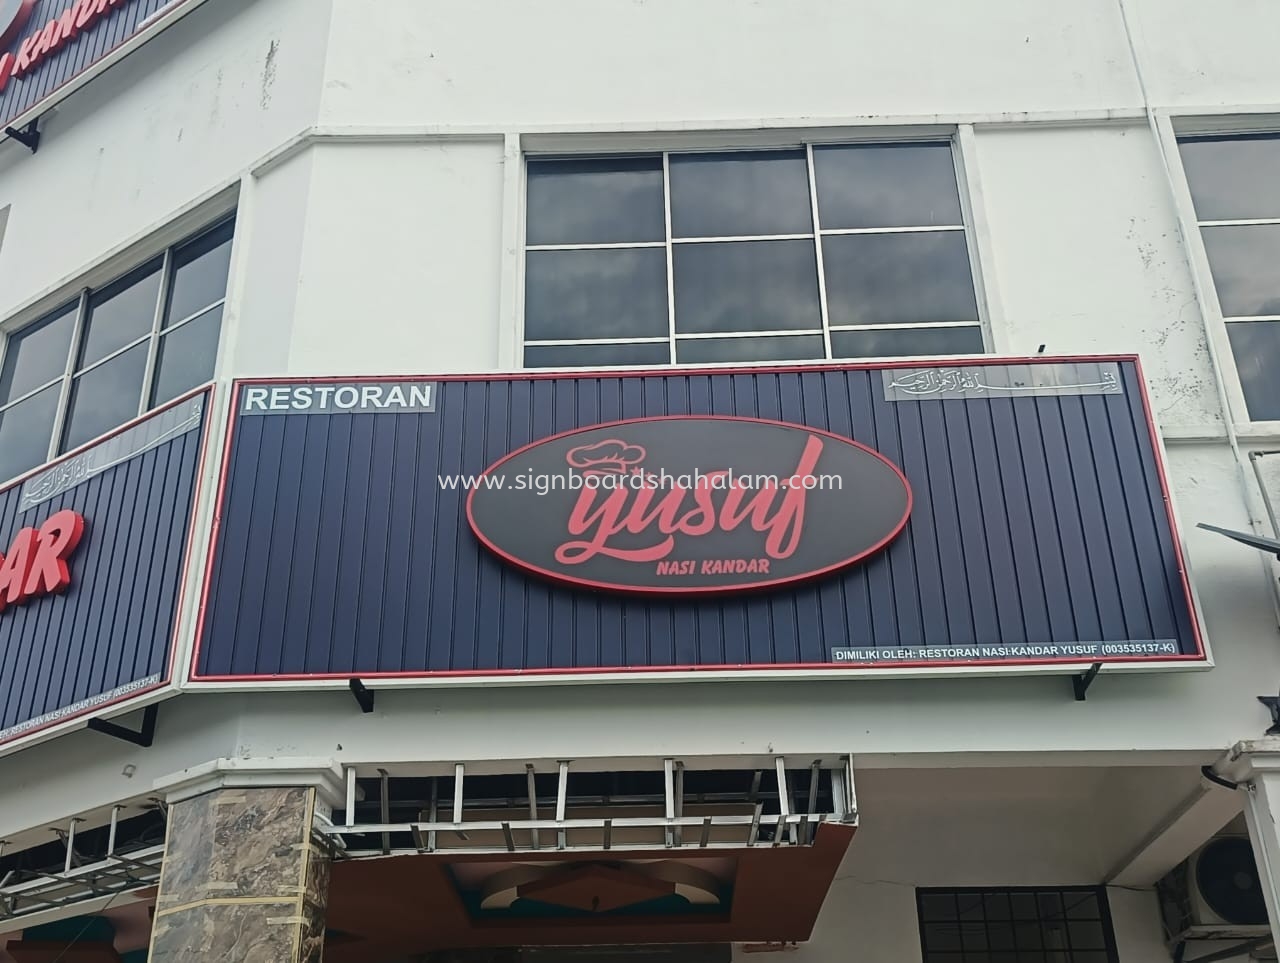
0,384,215,747
464,415,914,596
189,354,1207,681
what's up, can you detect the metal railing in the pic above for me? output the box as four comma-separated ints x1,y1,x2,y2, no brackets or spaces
0,805,164,925
321,755,857,858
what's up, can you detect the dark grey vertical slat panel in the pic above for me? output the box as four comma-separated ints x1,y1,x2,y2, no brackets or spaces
0,391,205,740
942,398,1001,644
196,366,1200,677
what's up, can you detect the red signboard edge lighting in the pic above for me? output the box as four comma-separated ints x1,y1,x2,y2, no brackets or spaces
188,356,1208,680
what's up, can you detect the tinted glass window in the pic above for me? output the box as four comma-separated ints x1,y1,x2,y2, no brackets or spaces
0,385,60,483
814,142,963,229
0,304,76,404
152,305,223,406
0,218,234,479
1227,321,1280,421
823,232,979,326
525,341,671,369
79,260,162,369
524,143,981,368
61,342,149,452
669,150,812,238
1181,134,1280,222
166,221,234,326
1179,134,1280,421
831,325,984,359
673,239,821,334
525,249,669,341
1200,224,1280,318
527,156,666,245
676,335,825,364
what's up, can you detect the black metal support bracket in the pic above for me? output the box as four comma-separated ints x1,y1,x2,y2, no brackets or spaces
1072,662,1102,701
86,704,158,748
1259,695,1280,736
4,121,40,153
349,678,375,714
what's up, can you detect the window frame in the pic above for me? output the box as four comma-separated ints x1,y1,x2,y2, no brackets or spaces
0,215,234,486
517,130,992,371
915,885,1121,963
1167,116,1280,431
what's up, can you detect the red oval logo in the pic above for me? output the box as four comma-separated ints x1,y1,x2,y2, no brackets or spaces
466,416,912,595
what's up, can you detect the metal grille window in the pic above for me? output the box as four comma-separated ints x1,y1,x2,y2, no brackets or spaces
917,887,1119,963
0,217,233,485
1179,133,1280,421
523,142,984,369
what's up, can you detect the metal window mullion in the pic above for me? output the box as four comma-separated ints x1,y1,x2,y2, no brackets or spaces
47,290,90,461
159,297,225,336
138,248,174,416
526,241,666,252
671,233,815,244
820,224,965,236
806,144,834,360
663,152,677,364
1199,216,1280,228
525,336,670,346
675,329,825,340
71,332,155,378
829,321,982,331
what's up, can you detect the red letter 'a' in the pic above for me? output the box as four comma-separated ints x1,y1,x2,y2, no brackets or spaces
0,528,38,610
23,510,85,598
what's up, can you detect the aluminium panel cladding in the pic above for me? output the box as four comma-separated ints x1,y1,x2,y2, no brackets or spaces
0,389,209,744
192,358,1203,680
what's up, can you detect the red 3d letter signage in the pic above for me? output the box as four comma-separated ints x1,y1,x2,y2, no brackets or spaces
0,0,136,93
467,417,912,595
0,509,85,613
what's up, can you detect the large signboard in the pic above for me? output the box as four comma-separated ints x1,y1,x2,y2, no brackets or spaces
193,358,1204,682
0,0,207,138
0,388,209,746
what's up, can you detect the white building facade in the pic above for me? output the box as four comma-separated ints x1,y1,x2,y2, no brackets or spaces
0,1,1279,961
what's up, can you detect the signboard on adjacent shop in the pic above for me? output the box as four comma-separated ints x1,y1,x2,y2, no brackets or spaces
191,358,1205,683
0,388,210,747
0,0,210,140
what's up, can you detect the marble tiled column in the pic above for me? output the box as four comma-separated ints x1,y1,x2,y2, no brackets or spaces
148,786,330,962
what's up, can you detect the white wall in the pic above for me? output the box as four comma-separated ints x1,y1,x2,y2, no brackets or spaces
286,140,505,374
749,768,1183,962
318,0,1144,126
974,122,1222,431
0,0,331,327
1125,0,1280,108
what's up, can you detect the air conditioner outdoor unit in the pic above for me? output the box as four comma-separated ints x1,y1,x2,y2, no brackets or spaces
1158,836,1271,942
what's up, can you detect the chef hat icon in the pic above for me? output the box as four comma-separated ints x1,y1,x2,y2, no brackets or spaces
566,440,646,475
